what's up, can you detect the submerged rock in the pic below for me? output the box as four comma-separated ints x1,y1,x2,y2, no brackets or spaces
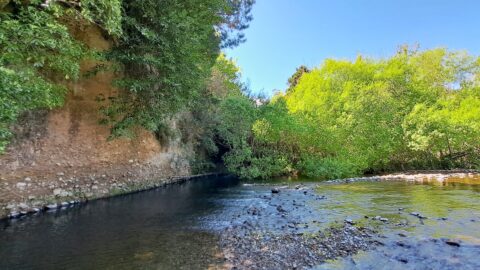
45,204,58,210
445,240,461,247
344,218,355,225
8,211,21,219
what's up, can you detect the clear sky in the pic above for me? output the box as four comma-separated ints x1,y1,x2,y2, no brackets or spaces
225,0,480,96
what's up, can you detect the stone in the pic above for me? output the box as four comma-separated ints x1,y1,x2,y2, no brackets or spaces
45,204,58,210
6,204,16,210
53,188,63,196
344,219,355,225
24,177,32,182
18,203,29,210
9,211,21,219
57,172,65,176
379,217,389,222
60,202,69,208
271,188,280,194
16,182,27,189
410,212,420,217
445,240,461,247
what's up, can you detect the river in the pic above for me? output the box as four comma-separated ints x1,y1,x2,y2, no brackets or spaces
0,175,479,269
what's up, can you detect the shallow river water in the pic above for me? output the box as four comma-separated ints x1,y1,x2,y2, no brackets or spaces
0,175,479,269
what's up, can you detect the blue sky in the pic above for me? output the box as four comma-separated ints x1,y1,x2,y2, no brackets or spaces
225,0,480,96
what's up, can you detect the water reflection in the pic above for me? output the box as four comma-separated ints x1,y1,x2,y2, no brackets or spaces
0,176,239,270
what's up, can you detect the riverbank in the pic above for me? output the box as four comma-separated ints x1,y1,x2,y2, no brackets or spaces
0,162,223,220
327,170,480,184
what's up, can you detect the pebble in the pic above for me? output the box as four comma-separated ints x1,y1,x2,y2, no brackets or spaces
344,219,355,225
18,203,29,210
16,182,27,189
45,204,58,210
445,240,461,247
271,188,280,194
9,211,21,219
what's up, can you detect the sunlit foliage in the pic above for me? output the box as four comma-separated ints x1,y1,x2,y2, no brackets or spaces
219,48,480,179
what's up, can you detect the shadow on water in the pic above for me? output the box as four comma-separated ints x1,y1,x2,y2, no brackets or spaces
0,175,240,270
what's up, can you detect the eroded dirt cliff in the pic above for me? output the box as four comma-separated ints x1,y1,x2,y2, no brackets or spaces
0,23,193,218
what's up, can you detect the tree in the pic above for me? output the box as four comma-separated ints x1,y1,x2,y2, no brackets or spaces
286,65,310,93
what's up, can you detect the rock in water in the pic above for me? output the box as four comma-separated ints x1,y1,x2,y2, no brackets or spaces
344,219,355,225
45,204,58,210
9,211,21,219
445,240,461,247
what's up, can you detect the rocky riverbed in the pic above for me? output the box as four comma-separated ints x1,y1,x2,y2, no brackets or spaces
220,223,378,269
207,175,480,269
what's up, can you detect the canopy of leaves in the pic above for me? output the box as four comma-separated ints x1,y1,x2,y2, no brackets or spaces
216,48,480,179
0,0,254,151
101,0,254,137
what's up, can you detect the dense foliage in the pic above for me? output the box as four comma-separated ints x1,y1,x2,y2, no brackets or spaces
104,0,253,137
0,0,253,150
2,1,479,180
215,48,480,179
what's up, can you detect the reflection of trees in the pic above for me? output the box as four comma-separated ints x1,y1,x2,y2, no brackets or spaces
0,176,235,269
315,180,480,226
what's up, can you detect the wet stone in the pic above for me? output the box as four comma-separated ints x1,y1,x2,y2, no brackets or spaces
445,240,461,247
344,219,355,225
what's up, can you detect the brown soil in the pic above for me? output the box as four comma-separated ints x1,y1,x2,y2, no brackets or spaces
0,23,192,218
